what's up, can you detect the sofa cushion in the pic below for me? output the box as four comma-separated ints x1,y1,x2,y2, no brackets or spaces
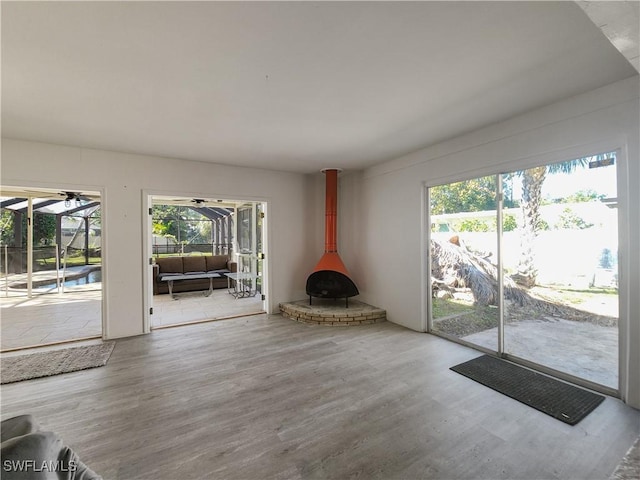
206,255,229,271
183,256,207,273
157,257,184,274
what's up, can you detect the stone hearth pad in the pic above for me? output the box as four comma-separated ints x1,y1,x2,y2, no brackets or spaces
280,300,386,326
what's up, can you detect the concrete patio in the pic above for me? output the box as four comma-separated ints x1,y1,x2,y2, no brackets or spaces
463,318,618,389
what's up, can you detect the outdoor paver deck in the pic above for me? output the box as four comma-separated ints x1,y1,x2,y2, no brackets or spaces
1,284,264,350
151,288,263,327
1,289,102,350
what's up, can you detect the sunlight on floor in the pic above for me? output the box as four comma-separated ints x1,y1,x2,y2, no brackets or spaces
1,283,264,350
1,289,102,350
152,288,264,327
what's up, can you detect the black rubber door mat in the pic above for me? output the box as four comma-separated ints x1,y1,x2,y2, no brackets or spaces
450,355,605,425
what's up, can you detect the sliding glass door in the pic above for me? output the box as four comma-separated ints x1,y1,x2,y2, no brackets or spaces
428,153,619,392
502,156,619,389
429,176,499,352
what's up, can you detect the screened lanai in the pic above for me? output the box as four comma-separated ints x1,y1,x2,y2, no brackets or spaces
1,190,101,296
150,198,235,257
1,187,103,350
148,196,264,329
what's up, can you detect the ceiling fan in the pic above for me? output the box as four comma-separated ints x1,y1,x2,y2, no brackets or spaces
191,198,208,208
152,197,236,209
154,198,216,208
59,191,98,207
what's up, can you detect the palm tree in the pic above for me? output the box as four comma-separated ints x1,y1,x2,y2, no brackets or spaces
512,153,614,287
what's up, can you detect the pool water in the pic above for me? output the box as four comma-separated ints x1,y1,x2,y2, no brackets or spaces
38,270,102,289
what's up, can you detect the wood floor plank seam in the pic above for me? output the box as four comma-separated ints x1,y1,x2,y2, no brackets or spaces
0,313,637,480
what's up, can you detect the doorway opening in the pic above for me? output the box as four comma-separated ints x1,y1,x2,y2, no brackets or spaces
147,195,266,329
0,186,103,351
427,152,619,393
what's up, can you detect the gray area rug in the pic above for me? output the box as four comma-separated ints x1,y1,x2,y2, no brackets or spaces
1,342,115,384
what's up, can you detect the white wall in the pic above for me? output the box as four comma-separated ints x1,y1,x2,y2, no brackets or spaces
347,76,640,408
2,76,638,407
1,141,315,338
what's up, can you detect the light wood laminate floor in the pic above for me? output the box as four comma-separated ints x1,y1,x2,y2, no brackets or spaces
1,314,638,480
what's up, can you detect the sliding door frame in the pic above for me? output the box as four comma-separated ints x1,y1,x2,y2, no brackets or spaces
496,174,505,355
423,143,627,398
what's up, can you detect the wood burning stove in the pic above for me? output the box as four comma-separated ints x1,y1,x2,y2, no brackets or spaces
306,168,359,307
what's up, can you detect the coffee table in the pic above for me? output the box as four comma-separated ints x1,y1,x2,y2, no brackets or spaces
158,272,222,299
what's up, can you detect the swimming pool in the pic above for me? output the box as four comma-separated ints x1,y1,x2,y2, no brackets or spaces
35,269,102,289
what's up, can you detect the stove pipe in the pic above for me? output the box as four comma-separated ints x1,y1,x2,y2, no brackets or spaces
305,168,359,306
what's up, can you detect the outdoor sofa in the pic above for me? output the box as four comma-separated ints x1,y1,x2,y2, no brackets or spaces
152,255,237,295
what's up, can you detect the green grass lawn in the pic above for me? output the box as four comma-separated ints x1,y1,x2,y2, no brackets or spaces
432,297,499,337
533,285,617,304
36,256,101,267
431,283,618,338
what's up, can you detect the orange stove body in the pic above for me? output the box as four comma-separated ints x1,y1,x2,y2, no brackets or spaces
306,169,359,303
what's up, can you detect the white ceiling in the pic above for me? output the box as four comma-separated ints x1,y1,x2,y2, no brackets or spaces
577,0,640,72
1,1,637,174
